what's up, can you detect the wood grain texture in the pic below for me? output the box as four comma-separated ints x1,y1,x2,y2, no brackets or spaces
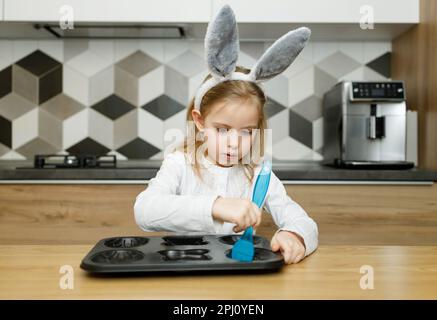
1,245,436,299
284,184,437,245
0,184,436,245
392,0,437,170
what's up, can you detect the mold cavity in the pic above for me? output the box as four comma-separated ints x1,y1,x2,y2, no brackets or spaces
158,249,211,261
218,235,262,245
91,250,144,264
225,248,278,261
104,237,149,248
162,235,208,246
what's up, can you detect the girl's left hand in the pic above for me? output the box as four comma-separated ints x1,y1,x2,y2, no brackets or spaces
270,230,306,264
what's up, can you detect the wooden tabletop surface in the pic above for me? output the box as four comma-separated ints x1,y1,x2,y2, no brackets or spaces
1,245,436,299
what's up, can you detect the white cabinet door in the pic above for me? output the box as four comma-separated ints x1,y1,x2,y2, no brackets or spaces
213,0,419,23
4,0,212,23
0,0,3,20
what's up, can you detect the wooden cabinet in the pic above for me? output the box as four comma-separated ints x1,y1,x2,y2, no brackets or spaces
0,182,436,245
393,0,437,171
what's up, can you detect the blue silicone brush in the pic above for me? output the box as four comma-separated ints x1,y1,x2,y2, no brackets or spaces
231,160,272,262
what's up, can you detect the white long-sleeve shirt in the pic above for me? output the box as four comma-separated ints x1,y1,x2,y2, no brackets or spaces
134,150,318,256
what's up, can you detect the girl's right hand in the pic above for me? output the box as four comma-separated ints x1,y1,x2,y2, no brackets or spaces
211,197,262,233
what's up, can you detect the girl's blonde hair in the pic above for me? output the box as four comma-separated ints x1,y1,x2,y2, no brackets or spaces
176,66,267,184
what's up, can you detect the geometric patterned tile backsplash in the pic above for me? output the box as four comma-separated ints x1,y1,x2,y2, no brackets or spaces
0,39,391,161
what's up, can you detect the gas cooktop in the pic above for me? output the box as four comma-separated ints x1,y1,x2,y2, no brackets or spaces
31,154,117,169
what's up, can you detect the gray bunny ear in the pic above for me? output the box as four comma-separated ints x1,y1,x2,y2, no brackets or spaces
205,5,239,79
251,27,311,81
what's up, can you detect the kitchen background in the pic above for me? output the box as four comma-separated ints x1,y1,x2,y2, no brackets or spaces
0,38,391,161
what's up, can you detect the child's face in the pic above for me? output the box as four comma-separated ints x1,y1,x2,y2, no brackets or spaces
193,99,260,167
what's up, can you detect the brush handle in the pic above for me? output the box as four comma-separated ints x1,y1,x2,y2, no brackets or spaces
252,161,272,208
241,161,272,238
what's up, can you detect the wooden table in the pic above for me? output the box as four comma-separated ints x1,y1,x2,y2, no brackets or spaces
1,245,436,299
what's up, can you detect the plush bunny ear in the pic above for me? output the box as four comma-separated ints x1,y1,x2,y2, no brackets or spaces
205,5,239,79
250,27,311,81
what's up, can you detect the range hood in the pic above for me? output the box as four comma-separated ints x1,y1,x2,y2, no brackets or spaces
0,21,416,41
35,24,186,39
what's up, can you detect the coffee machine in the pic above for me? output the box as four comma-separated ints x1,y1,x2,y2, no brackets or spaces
322,81,414,169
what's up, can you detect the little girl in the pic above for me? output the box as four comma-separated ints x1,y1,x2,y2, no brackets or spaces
134,5,318,264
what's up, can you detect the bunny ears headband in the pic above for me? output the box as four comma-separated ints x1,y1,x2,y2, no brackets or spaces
194,4,312,110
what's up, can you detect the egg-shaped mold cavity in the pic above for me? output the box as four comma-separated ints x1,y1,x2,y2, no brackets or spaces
104,237,149,248
158,249,212,261
162,235,208,246
91,250,144,264
218,235,262,245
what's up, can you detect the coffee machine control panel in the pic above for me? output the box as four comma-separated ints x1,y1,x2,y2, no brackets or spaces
350,81,405,101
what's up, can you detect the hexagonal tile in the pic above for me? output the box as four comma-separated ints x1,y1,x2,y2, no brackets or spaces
0,93,38,149
287,66,337,107
140,40,165,63
116,50,161,77
38,40,65,62
91,94,135,120
39,93,86,149
340,65,388,82
263,74,289,107
0,115,12,148
15,137,60,159
66,137,110,156
164,51,208,105
115,39,140,63
12,40,38,62
0,142,10,157
89,96,137,150
313,66,338,98
312,42,338,64
366,52,391,78
115,50,164,107
240,42,266,60
141,95,185,121
272,136,322,161
40,93,85,120
117,137,161,159
0,40,13,70
0,66,12,99
265,98,288,144
0,150,26,160
63,39,89,62
316,51,361,79
338,41,364,64
264,97,286,119
63,51,114,106
62,108,89,150
287,67,315,107
12,50,62,104
363,42,391,64
138,100,186,150
289,95,323,149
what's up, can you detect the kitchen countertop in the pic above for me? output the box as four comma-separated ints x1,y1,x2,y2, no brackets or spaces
0,159,436,183
1,244,436,299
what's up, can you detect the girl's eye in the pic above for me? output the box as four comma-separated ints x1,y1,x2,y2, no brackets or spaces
216,128,228,135
240,129,252,136
214,128,253,136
